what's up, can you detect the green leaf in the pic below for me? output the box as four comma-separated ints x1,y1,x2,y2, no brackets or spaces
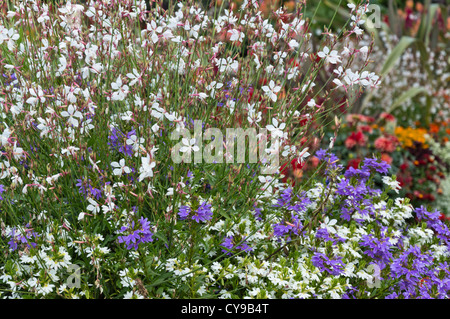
415,40,433,78
416,2,440,47
381,36,416,77
146,272,173,287
323,0,350,20
389,87,428,113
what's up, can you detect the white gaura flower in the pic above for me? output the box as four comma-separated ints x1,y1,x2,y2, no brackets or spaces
261,80,281,102
61,145,80,156
138,154,156,182
216,57,239,73
253,53,261,70
151,103,166,120
37,118,52,138
56,56,67,76
1,127,11,146
180,138,199,154
87,198,101,214
151,123,160,133
26,86,46,105
61,105,82,127
297,147,310,164
126,68,142,86
80,118,94,135
266,118,285,138
111,159,131,176
343,69,360,86
247,109,262,125
144,20,162,44
228,29,244,42
0,27,20,50
126,134,144,156
111,76,129,101
206,81,223,98
318,46,341,64
282,145,296,157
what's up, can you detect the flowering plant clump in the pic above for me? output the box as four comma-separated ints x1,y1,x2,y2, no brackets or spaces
0,0,448,300
304,113,449,212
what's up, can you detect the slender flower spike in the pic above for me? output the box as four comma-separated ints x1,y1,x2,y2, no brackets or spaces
261,80,281,102
111,159,131,176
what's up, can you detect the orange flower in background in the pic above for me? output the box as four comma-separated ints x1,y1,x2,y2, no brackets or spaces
284,0,296,12
260,0,280,17
429,123,439,133
406,0,413,9
394,126,428,148
381,153,393,165
415,2,423,12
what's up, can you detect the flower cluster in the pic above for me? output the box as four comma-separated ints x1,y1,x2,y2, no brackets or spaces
316,113,449,213
118,217,155,251
178,201,213,223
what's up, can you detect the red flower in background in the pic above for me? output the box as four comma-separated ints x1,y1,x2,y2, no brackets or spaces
400,162,409,170
345,131,366,149
346,158,361,170
374,135,398,153
281,158,305,185
360,125,373,133
380,112,396,122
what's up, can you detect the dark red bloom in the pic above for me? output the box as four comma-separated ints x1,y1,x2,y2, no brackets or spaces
400,162,409,170
345,131,366,149
280,158,305,185
346,158,361,170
